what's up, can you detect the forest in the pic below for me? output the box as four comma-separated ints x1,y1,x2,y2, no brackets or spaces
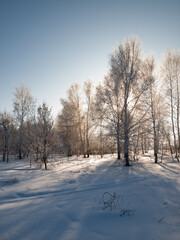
1,36,180,169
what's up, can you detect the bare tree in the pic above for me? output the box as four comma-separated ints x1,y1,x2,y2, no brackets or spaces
94,83,106,158
143,56,159,163
37,103,54,169
103,72,123,160
57,99,77,156
109,36,146,166
162,50,180,161
13,83,35,159
66,83,86,157
0,112,13,162
84,80,95,157
175,53,180,153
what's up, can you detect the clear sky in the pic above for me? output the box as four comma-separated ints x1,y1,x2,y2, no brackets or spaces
0,0,180,118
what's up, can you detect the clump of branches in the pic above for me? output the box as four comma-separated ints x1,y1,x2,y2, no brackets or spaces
102,191,136,217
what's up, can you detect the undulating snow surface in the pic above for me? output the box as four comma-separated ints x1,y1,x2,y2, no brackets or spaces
0,154,180,240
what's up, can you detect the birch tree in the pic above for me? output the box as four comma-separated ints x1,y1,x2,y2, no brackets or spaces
67,83,85,157
103,72,123,160
162,50,180,161
109,36,145,166
37,103,54,169
57,99,77,156
0,112,13,162
58,83,85,156
13,83,35,159
94,83,106,158
84,80,94,157
143,56,159,163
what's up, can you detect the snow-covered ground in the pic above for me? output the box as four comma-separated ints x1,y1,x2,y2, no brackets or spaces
0,154,180,240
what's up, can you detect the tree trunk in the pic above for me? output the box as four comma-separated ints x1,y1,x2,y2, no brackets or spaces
176,74,180,155
19,148,22,159
18,124,23,159
43,139,48,169
124,98,130,166
117,116,121,160
153,119,158,163
124,153,130,166
160,143,164,162
141,139,144,155
117,148,120,160
134,126,140,160
6,143,9,163
150,84,158,164
86,111,90,158
154,152,158,164
3,151,5,162
164,131,174,161
44,159,47,169
36,147,39,161
78,116,85,157
170,79,179,161
99,118,103,158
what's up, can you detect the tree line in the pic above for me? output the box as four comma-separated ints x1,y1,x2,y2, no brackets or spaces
0,36,180,168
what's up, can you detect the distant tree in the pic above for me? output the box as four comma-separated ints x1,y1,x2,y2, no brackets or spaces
13,83,35,159
37,103,54,169
65,83,85,157
143,56,159,163
58,82,98,157
0,112,13,162
162,50,180,161
84,80,94,157
23,120,40,166
57,99,77,156
94,83,106,158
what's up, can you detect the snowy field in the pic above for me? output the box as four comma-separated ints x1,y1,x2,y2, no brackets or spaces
0,154,180,240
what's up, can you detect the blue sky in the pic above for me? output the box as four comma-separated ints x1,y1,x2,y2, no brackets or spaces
0,0,180,118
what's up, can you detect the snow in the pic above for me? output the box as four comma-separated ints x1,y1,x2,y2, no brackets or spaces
0,154,180,240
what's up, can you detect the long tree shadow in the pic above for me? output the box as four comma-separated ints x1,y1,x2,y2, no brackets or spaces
1,155,180,240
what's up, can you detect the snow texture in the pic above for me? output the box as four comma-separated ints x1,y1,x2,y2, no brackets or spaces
0,154,180,240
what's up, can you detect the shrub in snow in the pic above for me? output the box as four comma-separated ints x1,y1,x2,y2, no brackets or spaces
102,192,122,211
102,191,135,216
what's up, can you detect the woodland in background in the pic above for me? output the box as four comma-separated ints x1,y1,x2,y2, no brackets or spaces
0,36,180,169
